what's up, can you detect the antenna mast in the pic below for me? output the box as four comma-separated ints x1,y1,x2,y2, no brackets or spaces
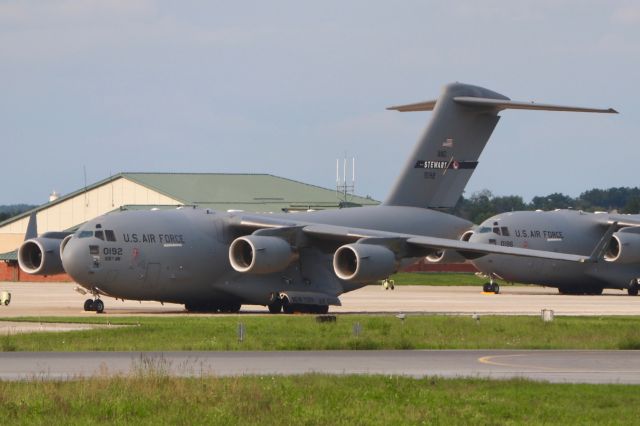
336,154,355,204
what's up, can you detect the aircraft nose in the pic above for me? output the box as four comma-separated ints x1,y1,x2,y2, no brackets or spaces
61,236,89,283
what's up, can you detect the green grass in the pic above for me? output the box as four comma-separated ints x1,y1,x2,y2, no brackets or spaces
3,315,640,351
1,375,639,424
390,272,488,286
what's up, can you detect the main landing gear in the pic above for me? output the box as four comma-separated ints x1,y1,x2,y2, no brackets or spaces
628,279,639,296
184,302,242,313
267,297,329,314
84,298,104,313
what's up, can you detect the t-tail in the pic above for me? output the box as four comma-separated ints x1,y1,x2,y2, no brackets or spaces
384,82,617,209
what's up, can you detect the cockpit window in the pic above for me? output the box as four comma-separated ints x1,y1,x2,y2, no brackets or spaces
95,230,104,241
500,227,510,237
78,231,93,238
479,227,491,233
492,227,501,236
105,230,116,242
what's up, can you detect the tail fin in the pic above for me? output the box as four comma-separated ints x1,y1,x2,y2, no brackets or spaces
25,212,37,240
383,82,617,209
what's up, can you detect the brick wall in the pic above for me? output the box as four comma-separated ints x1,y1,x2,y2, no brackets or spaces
401,259,477,273
0,262,72,282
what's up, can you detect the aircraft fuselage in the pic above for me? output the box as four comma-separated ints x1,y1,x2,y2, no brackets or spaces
470,210,640,292
61,205,472,306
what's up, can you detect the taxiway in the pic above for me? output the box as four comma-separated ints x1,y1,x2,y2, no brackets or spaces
1,350,638,384
0,282,639,317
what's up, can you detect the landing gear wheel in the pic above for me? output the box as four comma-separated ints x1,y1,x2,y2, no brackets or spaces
282,298,294,314
482,283,492,292
316,305,329,314
268,299,283,314
93,299,104,313
492,283,500,294
83,299,94,311
224,303,242,313
628,279,639,296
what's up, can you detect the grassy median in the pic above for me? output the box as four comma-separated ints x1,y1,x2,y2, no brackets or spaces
2,315,640,351
390,272,487,286
1,375,639,424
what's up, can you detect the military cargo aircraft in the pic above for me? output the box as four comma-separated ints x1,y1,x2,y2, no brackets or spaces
17,83,615,313
469,209,640,295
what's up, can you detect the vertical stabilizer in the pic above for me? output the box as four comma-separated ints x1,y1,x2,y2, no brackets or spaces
25,212,38,240
384,83,507,209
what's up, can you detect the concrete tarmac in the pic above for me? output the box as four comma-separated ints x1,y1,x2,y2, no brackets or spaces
0,282,639,317
1,350,639,384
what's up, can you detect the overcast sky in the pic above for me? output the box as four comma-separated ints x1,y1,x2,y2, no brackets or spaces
1,0,638,205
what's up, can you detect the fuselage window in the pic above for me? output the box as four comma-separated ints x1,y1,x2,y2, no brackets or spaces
95,230,105,241
78,231,93,238
492,227,501,236
500,227,510,237
479,227,492,233
105,230,116,242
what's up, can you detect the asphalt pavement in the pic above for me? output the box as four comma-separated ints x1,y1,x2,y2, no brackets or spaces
1,350,639,384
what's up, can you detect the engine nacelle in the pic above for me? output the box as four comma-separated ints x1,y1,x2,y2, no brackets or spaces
333,243,397,282
228,235,297,274
425,230,474,264
18,237,65,275
604,232,640,264
425,249,467,264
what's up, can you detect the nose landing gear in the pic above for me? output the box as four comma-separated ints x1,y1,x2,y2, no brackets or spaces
83,298,104,313
482,276,500,294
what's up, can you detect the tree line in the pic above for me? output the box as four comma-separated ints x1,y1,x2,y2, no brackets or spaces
0,204,36,223
453,187,640,225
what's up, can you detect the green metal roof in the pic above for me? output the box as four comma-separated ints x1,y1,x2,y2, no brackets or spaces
0,173,378,228
122,173,377,209
0,250,17,262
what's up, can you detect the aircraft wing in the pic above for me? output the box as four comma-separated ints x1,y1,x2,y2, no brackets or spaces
301,224,590,262
231,213,591,263
604,214,640,228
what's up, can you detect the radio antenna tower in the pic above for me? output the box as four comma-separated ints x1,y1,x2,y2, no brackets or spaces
336,154,355,204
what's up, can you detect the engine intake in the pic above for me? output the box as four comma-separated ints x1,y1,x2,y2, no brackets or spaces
229,235,297,274
18,237,65,275
425,230,474,264
604,232,640,264
333,243,397,282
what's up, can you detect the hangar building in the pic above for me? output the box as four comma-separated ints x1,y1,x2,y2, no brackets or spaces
0,172,377,281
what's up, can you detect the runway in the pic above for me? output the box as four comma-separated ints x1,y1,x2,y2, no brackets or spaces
1,350,639,384
1,282,640,317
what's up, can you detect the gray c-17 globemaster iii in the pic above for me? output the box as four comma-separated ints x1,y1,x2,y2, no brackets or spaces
469,208,640,296
17,83,616,313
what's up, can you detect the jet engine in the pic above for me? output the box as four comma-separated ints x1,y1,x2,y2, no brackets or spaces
604,231,640,264
18,237,65,275
333,243,397,282
228,235,297,274
425,230,474,264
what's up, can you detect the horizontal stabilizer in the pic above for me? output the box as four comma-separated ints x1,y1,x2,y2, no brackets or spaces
387,96,617,114
386,100,437,112
453,97,618,114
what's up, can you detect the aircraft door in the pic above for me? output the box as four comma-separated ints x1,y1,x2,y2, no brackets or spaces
145,263,162,289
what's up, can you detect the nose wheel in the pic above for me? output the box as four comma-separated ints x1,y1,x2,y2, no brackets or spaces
482,276,500,294
83,298,104,313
